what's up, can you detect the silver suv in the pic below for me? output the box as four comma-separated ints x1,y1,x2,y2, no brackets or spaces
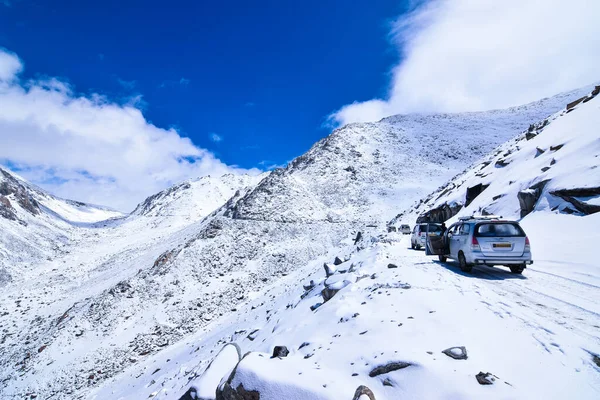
411,223,442,249
427,217,533,274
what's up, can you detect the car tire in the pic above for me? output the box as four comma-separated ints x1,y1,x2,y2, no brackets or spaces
411,242,415,250
510,265,525,274
415,244,421,250
438,255,447,263
458,252,472,273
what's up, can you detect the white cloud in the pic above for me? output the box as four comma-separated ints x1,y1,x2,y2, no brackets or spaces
0,49,22,81
0,49,260,212
331,0,600,125
209,133,223,143
179,77,190,86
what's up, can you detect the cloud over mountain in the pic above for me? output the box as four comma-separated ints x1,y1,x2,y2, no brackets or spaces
331,0,600,125
0,49,258,211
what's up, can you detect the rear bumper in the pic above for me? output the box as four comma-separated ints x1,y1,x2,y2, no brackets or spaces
474,258,533,265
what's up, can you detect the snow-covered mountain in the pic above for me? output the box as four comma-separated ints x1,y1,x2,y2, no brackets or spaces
90,85,600,400
391,85,600,225
0,85,598,400
0,166,123,287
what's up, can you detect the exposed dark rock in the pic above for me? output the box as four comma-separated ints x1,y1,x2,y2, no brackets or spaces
368,361,411,377
492,194,505,201
302,280,316,291
535,147,545,157
550,158,556,165
551,187,600,215
387,263,398,269
517,180,549,218
178,387,197,400
323,263,335,278
310,303,322,311
151,249,181,275
525,132,537,140
354,231,363,245
321,287,340,302
0,195,17,221
247,329,260,341
217,382,260,400
387,226,397,233
298,342,310,350
416,202,463,223
442,346,468,360
567,96,586,110
466,183,490,206
271,346,289,358
550,144,564,152
0,169,40,216
334,257,344,265
541,167,551,172
495,159,509,167
382,378,394,387
476,372,498,385
592,353,600,367
351,385,376,400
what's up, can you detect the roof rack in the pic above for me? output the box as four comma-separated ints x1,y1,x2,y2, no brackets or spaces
458,215,503,221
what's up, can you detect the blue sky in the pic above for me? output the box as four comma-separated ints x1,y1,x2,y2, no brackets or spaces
0,0,407,170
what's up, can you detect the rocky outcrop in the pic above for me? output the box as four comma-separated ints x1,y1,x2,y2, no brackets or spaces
442,346,468,360
517,180,549,218
475,372,498,385
465,183,489,207
0,169,40,217
271,346,289,358
551,187,600,215
0,195,17,221
368,361,411,377
351,385,376,400
416,202,462,223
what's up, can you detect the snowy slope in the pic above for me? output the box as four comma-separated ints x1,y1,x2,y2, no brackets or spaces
229,85,594,224
88,88,600,400
0,85,596,399
392,85,600,225
0,166,123,287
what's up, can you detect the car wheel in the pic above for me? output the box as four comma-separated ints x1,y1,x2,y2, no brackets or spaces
411,242,415,249
415,244,421,250
510,265,525,274
438,255,447,263
458,252,472,273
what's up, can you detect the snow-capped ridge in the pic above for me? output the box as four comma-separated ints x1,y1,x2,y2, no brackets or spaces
393,84,600,225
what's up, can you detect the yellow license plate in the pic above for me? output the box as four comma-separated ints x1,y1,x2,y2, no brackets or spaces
493,243,511,248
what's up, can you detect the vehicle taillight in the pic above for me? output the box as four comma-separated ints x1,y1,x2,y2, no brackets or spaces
471,236,480,251
525,236,530,251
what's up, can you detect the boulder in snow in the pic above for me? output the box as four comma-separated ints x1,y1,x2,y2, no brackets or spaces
183,343,242,400
351,385,376,400
323,263,336,278
368,361,411,377
442,346,468,360
517,180,549,217
475,371,498,385
271,346,289,359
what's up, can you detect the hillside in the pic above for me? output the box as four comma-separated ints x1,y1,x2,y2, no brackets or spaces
91,87,600,399
0,85,597,399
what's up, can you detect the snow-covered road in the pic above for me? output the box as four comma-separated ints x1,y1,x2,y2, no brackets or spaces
90,230,600,400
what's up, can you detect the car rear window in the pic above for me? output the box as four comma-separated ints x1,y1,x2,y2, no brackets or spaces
475,223,525,237
419,224,441,233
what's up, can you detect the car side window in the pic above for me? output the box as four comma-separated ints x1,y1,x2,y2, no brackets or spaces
460,224,471,235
